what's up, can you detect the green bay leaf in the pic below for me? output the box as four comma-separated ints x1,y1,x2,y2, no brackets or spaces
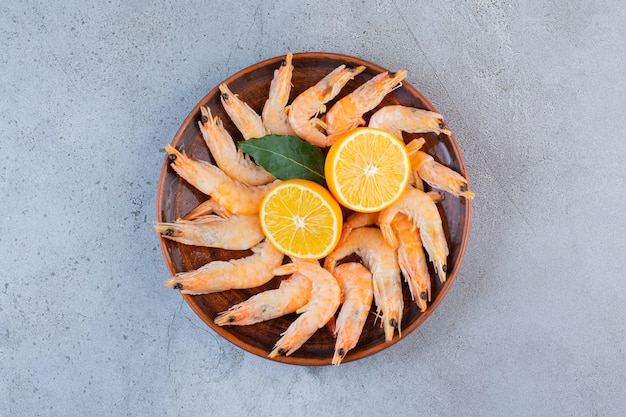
237,134,326,186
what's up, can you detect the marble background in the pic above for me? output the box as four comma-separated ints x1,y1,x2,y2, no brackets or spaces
2,1,625,415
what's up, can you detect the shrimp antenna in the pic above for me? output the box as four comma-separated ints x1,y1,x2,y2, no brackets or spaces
369,309,383,326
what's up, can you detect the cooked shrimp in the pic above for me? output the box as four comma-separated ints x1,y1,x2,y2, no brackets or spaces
154,212,264,250
287,64,366,147
219,83,268,139
331,262,374,365
368,105,452,139
165,145,280,214
407,142,475,199
269,260,341,357
379,187,449,283
214,272,312,326
262,53,297,136
324,227,403,342
164,239,284,294
338,191,441,243
391,214,431,312
325,70,407,139
199,106,274,186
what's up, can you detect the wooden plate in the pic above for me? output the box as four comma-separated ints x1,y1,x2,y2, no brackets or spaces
156,52,472,365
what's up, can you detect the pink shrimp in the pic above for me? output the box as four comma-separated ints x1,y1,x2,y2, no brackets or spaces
269,260,341,357
198,106,274,186
407,139,475,199
219,83,268,139
287,64,366,147
378,187,449,283
214,273,312,326
331,262,374,365
262,53,297,136
325,70,408,139
338,188,442,243
391,214,432,312
163,239,284,294
324,227,403,342
154,212,264,250
368,105,452,140
164,145,280,214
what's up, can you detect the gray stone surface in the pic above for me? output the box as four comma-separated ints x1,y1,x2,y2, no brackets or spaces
2,1,625,415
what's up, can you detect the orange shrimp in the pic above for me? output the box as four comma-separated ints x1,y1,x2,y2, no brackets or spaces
262,53,297,136
219,83,268,139
391,214,431,312
154,212,264,250
269,260,341,357
368,105,452,139
331,262,374,365
325,70,407,139
163,239,284,294
164,145,280,214
379,187,449,283
325,227,403,342
338,190,441,244
407,139,475,199
198,106,274,186
214,273,312,326
287,64,365,147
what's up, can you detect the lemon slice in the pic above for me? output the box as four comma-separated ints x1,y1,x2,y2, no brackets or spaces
325,127,410,212
260,179,343,260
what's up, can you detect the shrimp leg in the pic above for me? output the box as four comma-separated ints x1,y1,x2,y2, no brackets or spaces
181,198,231,220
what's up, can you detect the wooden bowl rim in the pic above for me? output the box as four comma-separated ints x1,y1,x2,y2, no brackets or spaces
156,52,472,366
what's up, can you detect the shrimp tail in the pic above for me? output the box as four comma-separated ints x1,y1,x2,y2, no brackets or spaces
273,263,298,276
406,138,426,155
379,223,399,249
182,199,231,220
427,191,443,203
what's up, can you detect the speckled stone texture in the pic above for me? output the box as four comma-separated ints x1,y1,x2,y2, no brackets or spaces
1,1,625,416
